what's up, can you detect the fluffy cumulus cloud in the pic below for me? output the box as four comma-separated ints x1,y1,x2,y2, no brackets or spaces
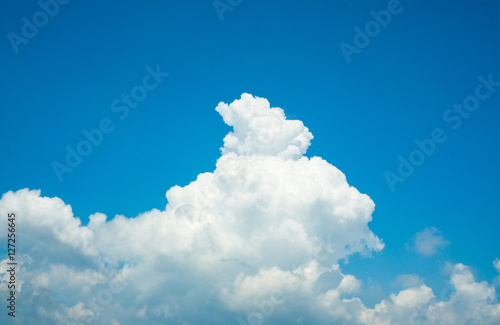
0,94,499,324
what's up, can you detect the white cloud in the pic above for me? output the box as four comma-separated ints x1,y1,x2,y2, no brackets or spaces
215,93,313,159
391,285,434,308
413,227,450,257
353,264,500,325
65,302,95,322
0,94,498,324
31,264,106,290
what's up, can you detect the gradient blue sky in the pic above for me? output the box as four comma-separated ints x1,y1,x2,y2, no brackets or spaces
1,0,500,313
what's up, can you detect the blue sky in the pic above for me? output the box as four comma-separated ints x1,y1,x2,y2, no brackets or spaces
1,0,500,324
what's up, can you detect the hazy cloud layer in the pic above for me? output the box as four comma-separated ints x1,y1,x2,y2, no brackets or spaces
413,227,450,257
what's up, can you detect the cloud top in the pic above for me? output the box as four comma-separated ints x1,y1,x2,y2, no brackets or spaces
216,93,313,159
